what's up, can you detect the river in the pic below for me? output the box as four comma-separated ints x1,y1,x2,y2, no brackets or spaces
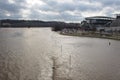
0,28,120,80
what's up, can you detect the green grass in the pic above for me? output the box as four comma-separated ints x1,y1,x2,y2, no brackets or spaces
60,32,120,41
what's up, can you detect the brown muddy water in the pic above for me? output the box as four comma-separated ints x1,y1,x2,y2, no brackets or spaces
0,28,120,80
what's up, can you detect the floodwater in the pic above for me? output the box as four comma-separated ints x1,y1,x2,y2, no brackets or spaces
0,28,120,80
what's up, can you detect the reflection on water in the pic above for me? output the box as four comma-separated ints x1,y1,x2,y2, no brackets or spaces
0,28,120,80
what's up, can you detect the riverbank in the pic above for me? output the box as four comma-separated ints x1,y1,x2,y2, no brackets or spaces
60,31,120,41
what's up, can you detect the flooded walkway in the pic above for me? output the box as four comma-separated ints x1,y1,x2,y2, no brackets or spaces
0,28,120,80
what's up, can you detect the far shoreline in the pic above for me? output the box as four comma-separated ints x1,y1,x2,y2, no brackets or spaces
59,32,120,41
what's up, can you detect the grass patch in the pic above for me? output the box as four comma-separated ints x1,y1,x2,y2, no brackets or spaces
60,32,120,41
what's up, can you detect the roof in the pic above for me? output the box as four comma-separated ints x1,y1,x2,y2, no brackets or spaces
85,16,115,20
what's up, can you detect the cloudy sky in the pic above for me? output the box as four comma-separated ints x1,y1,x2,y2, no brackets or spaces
0,0,120,22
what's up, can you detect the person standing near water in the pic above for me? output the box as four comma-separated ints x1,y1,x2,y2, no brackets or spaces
109,42,111,45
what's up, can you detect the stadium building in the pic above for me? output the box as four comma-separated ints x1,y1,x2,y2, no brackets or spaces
81,16,115,30
104,14,120,32
110,14,120,27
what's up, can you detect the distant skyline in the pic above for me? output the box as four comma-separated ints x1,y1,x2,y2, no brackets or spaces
0,0,120,22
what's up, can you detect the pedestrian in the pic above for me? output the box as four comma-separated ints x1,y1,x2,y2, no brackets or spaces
109,42,111,45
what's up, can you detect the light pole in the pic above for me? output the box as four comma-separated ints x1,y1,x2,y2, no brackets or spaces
0,20,1,27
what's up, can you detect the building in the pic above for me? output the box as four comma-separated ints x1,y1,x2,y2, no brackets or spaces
97,15,120,32
110,14,120,27
81,16,115,30
85,16,115,27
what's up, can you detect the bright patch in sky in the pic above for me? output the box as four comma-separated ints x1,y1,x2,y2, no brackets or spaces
8,0,15,4
0,0,120,22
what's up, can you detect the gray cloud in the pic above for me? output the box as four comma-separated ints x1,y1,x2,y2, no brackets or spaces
0,0,120,22
0,0,26,19
97,0,120,6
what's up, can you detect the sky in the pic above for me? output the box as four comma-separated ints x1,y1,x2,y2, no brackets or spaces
0,0,120,22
